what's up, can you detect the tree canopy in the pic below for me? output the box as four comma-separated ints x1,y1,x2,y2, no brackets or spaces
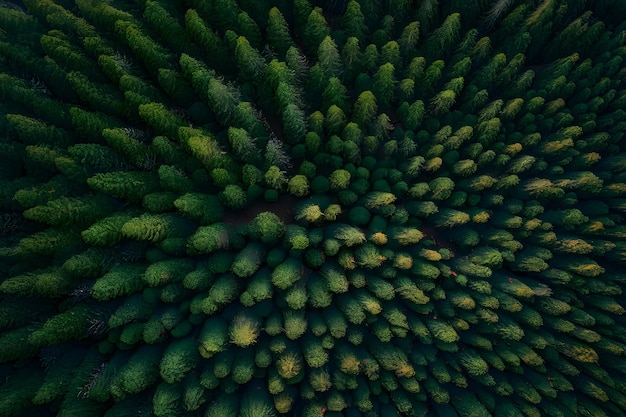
1,1,626,416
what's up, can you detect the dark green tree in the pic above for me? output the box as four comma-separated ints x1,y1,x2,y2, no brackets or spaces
267,7,295,57
235,36,266,80
303,7,330,54
341,1,367,42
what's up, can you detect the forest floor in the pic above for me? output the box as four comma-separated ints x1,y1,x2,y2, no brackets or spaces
223,193,299,226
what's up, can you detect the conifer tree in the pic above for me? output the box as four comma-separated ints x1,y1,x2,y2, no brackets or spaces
352,90,378,128
303,7,330,54
267,7,295,58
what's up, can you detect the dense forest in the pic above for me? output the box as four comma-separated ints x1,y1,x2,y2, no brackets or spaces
1,0,626,416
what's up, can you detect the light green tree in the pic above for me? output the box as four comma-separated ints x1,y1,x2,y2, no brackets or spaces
295,204,324,224
229,314,260,347
288,174,310,197
352,90,377,127
372,63,396,108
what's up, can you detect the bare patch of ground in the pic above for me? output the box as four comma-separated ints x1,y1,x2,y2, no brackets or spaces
223,193,299,226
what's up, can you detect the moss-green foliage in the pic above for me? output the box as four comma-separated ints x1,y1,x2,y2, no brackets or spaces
3,1,626,416
173,192,223,224
186,223,238,255
271,257,302,290
231,242,266,278
159,337,199,384
248,211,285,244
91,264,146,301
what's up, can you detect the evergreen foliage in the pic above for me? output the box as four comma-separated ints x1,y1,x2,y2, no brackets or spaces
1,1,626,416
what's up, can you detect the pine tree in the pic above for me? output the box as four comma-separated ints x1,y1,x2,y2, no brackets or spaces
424,13,461,59
372,63,396,108
23,194,114,227
303,7,330,54
231,242,266,278
267,7,295,57
341,36,362,81
90,264,146,301
322,78,349,115
317,36,342,79
341,1,367,43
352,90,378,128
235,36,266,81
282,104,307,144
121,213,191,243
265,138,291,169
187,223,238,255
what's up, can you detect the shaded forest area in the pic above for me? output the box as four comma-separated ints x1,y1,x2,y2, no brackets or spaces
1,0,626,416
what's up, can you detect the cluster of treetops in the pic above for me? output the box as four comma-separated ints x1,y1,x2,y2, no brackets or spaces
1,0,626,416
